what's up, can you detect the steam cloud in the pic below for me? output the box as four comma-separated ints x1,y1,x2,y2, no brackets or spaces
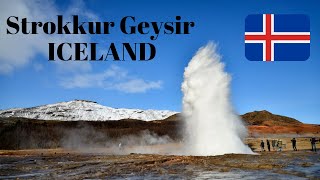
182,42,252,155
61,126,174,154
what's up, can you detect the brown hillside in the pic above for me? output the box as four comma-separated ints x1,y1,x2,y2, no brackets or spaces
0,117,183,150
163,111,303,126
163,111,320,136
0,111,319,149
241,110,302,126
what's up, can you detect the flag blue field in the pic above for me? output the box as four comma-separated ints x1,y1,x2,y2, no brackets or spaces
245,14,310,61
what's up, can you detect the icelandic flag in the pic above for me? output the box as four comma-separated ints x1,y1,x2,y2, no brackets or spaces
245,14,310,61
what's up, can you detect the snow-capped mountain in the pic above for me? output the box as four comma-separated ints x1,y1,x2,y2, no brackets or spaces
0,100,178,121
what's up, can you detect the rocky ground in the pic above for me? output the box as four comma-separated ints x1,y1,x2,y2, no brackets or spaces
0,145,319,179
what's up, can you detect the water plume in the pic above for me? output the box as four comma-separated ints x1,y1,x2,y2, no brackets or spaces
182,42,252,155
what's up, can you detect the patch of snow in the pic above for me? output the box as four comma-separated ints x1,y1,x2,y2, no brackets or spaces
0,100,178,121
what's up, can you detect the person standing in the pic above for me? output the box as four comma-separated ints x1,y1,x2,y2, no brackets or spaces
277,139,283,152
272,139,276,151
291,138,297,151
260,140,265,152
266,139,271,152
310,137,317,152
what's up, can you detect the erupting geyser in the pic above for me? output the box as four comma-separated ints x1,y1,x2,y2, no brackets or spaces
182,42,252,156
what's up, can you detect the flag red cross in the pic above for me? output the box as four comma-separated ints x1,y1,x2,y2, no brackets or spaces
245,14,310,61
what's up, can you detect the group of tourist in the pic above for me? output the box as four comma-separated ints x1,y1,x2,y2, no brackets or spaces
259,137,318,152
260,139,284,152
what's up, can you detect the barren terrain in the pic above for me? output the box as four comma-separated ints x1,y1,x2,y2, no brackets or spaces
1,110,319,179
0,146,319,179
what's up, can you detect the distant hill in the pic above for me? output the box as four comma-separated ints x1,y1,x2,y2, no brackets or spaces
240,110,302,126
0,110,319,149
162,111,319,136
161,110,304,126
0,100,309,126
0,101,319,150
0,100,177,121
240,110,319,136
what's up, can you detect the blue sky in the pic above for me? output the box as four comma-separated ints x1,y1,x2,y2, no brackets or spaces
0,0,319,124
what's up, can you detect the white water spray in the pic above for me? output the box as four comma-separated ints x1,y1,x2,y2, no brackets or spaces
182,42,252,155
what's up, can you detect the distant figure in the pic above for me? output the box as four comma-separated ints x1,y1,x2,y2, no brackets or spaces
310,137,317,152
260,140,265,152
291,138,297,151
118,143,122,150
277,139,283,152
266,139,271,152
272,139,276,151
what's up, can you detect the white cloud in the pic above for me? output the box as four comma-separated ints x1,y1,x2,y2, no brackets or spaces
0,0,164,94
60,65,163,93
0,0,95,74
113,79,162,93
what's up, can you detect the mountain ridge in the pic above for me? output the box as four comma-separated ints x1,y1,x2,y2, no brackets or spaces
0,100,316,127
0,100,177,121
